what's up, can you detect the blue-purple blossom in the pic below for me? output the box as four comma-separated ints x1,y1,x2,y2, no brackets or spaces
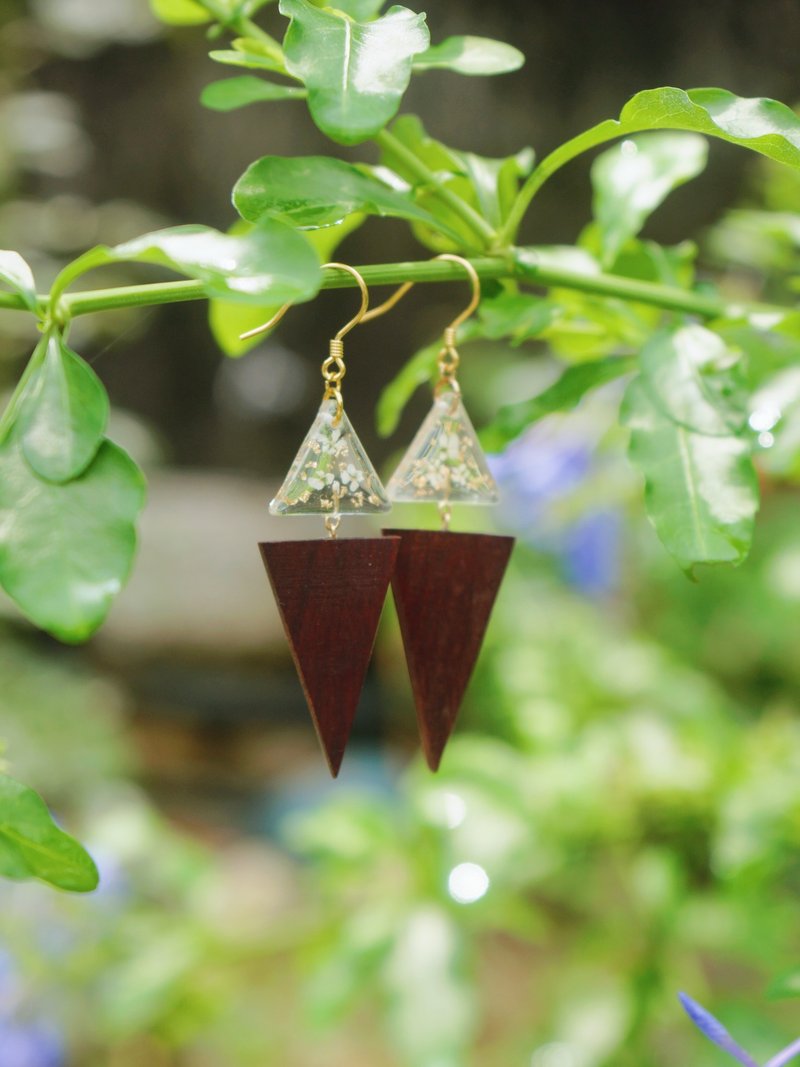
487,415,621,596
679,992,800,1067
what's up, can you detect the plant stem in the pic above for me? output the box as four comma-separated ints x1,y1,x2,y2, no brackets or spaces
199,0,281,49
374,128,498,250
0,253,783,322
498,120,618,244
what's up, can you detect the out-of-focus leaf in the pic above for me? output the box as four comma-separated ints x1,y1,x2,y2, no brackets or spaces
622,377,759,571
0,773,99,892
454,147,534,228
376,319,481,437
768,968,800,1000
383,907,476,1067
376,341,439,437
18,331,109,483
639,324,748,436
201,76,306,111
0,250,37,311
482,355,637,452
413,35,525,76
233,155,456,237
0,438,146,642
279,0,429,144
57,221,322,307
591,133,708,266
477,291,557,344
209,213,364,356
150,0,210,25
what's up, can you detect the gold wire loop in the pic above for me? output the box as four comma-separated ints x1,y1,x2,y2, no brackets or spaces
432,254,481,395
239,262,369,427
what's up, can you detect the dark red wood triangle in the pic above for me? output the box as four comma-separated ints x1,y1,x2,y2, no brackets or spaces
260,537,400,777
383,529,514,771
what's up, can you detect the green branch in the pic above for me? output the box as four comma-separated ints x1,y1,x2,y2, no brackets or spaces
499,124,620,244
374,129,498,250
0,252,784,322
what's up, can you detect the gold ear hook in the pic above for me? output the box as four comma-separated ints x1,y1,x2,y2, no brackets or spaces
239,261,369,341
432,253,481,398
239,262,369,426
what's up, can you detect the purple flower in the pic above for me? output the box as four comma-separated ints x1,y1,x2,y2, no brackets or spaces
680,992,800,1067
0,1020,65,1067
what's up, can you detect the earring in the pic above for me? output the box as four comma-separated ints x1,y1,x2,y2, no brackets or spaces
244,263,400,777
383,255,515,771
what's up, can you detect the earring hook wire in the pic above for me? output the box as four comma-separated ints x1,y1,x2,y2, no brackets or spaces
239,261,370,341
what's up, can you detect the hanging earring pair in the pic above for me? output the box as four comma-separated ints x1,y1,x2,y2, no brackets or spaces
246,257,513,777
383,255,515,770
243,263,400,777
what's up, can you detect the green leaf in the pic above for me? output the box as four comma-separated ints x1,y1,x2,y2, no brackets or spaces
477,291,557,345
0,438,146,642
209,34,288,74
0,773,99,892
149,0,210,25
379,115,533,246
591,133,708,265
0,250,37,312
482,355,637,452
209,48,287,73
768,967,800,1000
233,155,457,238
621,376,759,571
376,340,439,437
413,35,525,76
57,220,322,307
639,324,747,436
201,75,306,111
375,321,480,436
18,331,109,483
311,0,385,17
279,0,429,144
209,213,364,356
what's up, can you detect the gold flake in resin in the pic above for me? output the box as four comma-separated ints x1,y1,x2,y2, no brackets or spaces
387,391,499,505
270,398,390,516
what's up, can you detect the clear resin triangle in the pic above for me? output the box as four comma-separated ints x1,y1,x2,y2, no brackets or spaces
270,397,390,516
387,392,499,505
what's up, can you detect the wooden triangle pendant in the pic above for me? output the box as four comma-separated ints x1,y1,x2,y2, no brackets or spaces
260,537,400,776
383,529,514,771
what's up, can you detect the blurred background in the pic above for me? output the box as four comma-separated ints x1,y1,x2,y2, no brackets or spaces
1,1,800,1064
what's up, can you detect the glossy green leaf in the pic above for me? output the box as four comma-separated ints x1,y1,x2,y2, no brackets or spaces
482,355,637,452
233,155,455,237
0,773,99,892
591,133,708,265
209,213,364,356
0,438,146,642
149,0,210,25
62,221,322,306
639,324,747,436
572,88,800,174
311,0,386,17
413,35,524,76
201,75,306,111
0,250,37,312
621,376,759,571
18,331,109,483
279,0,429,144
454,147,534,228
